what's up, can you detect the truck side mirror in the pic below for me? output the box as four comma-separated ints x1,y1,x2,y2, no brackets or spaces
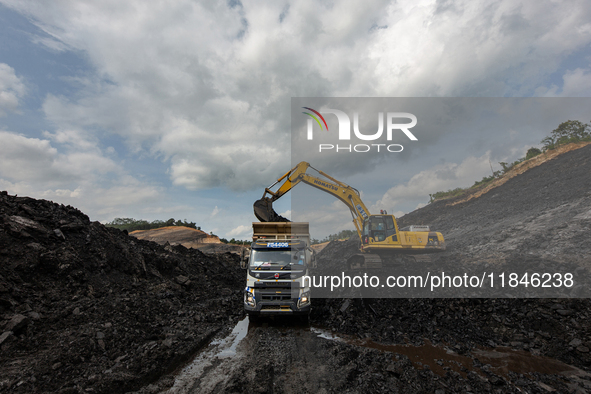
308,247,317,268
240,249,249,269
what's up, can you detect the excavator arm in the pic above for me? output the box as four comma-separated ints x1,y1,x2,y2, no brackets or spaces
254,162,370,237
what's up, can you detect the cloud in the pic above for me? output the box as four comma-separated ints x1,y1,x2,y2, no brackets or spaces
0,63,26,116
291,196,358,239
0,129,162,220
1,0,589,193
0,130,118,184
211,205,220,217
279,210,291,220
560,68,591,97
38,180,162,217
226,224,251,239
372,152,495,213
0,131,68,183
139,205,194,215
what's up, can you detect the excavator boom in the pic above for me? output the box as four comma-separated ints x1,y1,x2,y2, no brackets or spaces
254,162,369,237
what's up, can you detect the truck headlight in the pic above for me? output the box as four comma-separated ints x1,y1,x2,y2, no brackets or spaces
244,289,256,307
299,291,310,306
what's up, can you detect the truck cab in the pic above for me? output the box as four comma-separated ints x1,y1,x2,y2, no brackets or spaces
241,223,313,316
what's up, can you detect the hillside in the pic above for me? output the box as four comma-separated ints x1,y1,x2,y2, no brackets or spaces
310,143,591,298
432,141,591,205
398,142,591,267
304,140,591,393
130,226,221,248
129,226,247,254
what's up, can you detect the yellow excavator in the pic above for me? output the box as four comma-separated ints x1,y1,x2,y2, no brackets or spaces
254,161,445,268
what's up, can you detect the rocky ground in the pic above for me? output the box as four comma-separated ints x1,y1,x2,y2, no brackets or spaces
304,143,591,392
0,192,243,393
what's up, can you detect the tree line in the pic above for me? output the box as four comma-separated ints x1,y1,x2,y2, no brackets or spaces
106,217,200,232
218,238,250,245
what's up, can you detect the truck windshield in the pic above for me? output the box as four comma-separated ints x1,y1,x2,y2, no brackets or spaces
250,249,306,270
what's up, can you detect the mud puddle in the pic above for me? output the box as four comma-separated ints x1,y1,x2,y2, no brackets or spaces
161,316,251,393
311,327,589,381
472,347,589,378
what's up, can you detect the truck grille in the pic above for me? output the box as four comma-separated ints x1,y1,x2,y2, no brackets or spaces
260,293,292,301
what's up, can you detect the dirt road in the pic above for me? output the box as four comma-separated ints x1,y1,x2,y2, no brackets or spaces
135,315,590,394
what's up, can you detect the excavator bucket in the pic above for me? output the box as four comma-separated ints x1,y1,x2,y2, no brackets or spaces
253,198,290,222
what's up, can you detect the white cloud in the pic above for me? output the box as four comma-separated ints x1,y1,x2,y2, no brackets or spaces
139,205,194,215
38,181,161,216
0,129,162,220
279,210,291,220
0,63,26,116
226,224,251,239
1,0,589,193
211,205,220,217
0,130,118,184
30,36,70,52
560,68,591,97
372,152,494,212
292,198,357,240
0,131,63,183
42,128,98,151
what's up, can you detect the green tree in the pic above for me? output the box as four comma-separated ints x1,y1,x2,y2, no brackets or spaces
106,217,200,232
525,147,542,160
542,120,591,151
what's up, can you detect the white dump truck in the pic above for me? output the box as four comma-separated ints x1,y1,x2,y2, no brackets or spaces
241,222,314,316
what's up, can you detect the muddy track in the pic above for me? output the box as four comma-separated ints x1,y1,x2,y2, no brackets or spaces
139,316,591,393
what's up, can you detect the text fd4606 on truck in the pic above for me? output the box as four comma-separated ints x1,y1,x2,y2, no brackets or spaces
241,222,315,316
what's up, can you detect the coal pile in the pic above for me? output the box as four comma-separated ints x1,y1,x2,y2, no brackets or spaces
398,143,591,264
0,191,243,393
310,240,591,392
308,145,591,392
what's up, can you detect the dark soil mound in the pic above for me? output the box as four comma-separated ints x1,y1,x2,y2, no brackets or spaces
309,145,591,390
399,143,591,263
0,191,243,393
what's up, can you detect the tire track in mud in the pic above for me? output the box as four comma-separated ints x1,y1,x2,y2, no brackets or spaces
158,317,250,393
155,317,347,394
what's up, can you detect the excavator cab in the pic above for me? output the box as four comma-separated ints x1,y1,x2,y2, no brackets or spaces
362,215,399,245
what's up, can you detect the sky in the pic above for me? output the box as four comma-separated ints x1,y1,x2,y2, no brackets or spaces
0,0,590,241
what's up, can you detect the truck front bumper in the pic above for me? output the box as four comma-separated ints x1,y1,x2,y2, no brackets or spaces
244,300,311,315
